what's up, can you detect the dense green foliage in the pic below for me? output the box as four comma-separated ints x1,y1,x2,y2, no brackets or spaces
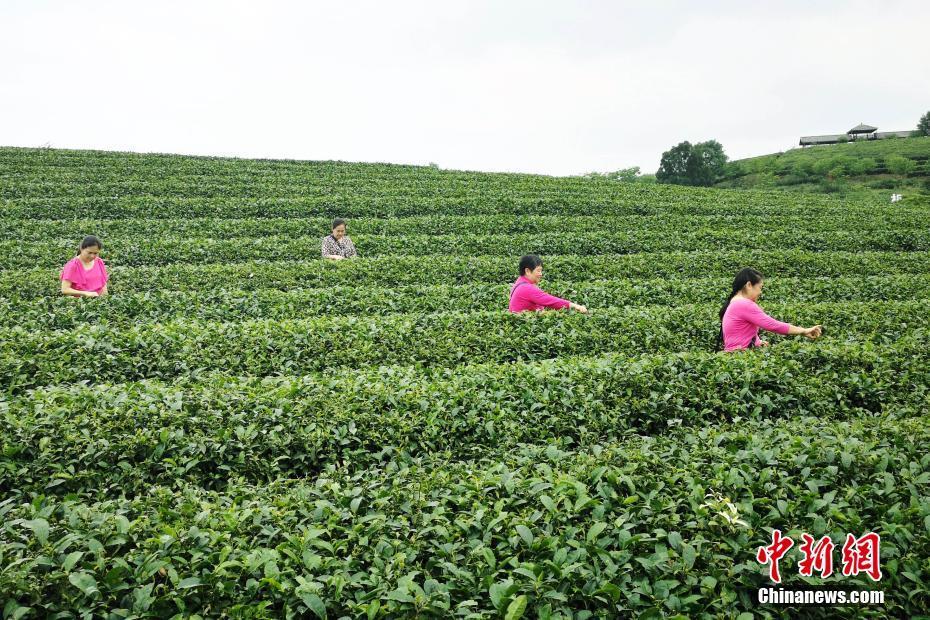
656,141,728,187
4,413,927,618
1,146,929,618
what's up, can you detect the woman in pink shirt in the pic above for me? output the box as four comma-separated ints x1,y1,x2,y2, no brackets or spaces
60,235,109,298
719,267,821,351
509,255,588,314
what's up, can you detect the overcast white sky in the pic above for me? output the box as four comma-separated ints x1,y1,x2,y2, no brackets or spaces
1,0,928,175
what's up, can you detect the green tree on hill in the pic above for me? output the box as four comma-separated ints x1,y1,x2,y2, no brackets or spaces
655,141,693,185
657,140,728,186
917,110,930,137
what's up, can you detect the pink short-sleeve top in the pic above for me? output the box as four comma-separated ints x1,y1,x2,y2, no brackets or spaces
60,257,109,293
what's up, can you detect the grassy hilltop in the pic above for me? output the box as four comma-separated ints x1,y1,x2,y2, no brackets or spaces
1,146,929,618
716,136,930,198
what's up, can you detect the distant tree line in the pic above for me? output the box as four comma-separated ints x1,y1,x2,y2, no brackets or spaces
582,166,655,183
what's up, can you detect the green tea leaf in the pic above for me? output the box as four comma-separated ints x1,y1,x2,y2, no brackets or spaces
61,551,83,572
301,593,327,619
23,519,49,546
505,595,528,620
178,577,202,588
68,572,98,597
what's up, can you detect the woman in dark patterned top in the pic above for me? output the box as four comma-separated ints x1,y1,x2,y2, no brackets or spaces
321,218,358,260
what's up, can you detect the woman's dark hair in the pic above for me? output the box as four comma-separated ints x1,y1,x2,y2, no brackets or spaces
718,267,763,349
518,254,543,277
80,235,101,250
331,218,346,231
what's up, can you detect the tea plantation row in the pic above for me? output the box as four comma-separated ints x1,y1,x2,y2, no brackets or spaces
4,250,930,298
3,274,928,331
2,412,927,617
7,228,930,268
10,211,930,241
2,174,890,218
3,336,928,499
2,300,926,393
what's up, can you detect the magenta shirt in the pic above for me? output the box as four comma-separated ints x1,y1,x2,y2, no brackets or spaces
508,275,571,313
60,257,109,293
722,296,790,351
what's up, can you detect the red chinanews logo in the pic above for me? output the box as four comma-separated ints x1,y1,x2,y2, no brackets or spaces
756,530,882,584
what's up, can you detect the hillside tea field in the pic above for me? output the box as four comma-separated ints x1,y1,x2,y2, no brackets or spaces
717,135,930,194
1,147,929,619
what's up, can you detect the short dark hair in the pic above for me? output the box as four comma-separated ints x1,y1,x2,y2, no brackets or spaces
518,254,543,276
331,218,347,231
80,235,102,250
